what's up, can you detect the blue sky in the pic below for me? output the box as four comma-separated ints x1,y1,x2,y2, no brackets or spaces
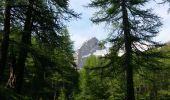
68,0,170,50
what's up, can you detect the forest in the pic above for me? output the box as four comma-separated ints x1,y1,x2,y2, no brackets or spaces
0,0,170,100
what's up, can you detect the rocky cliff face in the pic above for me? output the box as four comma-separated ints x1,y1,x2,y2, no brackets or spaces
75,37,107,68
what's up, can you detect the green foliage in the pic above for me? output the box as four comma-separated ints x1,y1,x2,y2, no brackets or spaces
58,88,66,100
133,45,170,100
76,55,125,100
0,86,32,100
22,28,79,99
75,45,170,100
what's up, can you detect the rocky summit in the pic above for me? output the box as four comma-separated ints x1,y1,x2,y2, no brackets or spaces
75,37,108,68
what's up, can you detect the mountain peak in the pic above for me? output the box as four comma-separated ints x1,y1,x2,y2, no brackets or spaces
74,37,107,69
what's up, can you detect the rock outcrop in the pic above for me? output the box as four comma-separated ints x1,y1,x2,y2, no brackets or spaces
75,37,107,68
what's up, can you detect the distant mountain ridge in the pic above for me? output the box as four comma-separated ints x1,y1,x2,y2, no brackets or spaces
74,37,108,68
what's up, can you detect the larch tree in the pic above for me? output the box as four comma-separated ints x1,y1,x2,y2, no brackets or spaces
0,0,11,81
14,0,79,93
15,0,33,92
89,0,162,99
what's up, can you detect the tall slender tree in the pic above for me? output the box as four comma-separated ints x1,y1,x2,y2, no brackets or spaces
15,0,33,92
0,0,11,80
89,0,162,99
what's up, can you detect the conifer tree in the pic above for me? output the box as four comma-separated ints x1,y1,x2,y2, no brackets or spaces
13,0,79,92
89,0,162,99
0,0,11,81
15,0,33,92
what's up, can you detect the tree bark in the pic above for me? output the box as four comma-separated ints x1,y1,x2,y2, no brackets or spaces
122,0,135,100
6,53,16,88
15,0,33,93
0,0,11,81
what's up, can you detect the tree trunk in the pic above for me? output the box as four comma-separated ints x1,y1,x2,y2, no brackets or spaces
122,0,135,100
0,0,11,81
6,53,16,88
15,0,33,93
